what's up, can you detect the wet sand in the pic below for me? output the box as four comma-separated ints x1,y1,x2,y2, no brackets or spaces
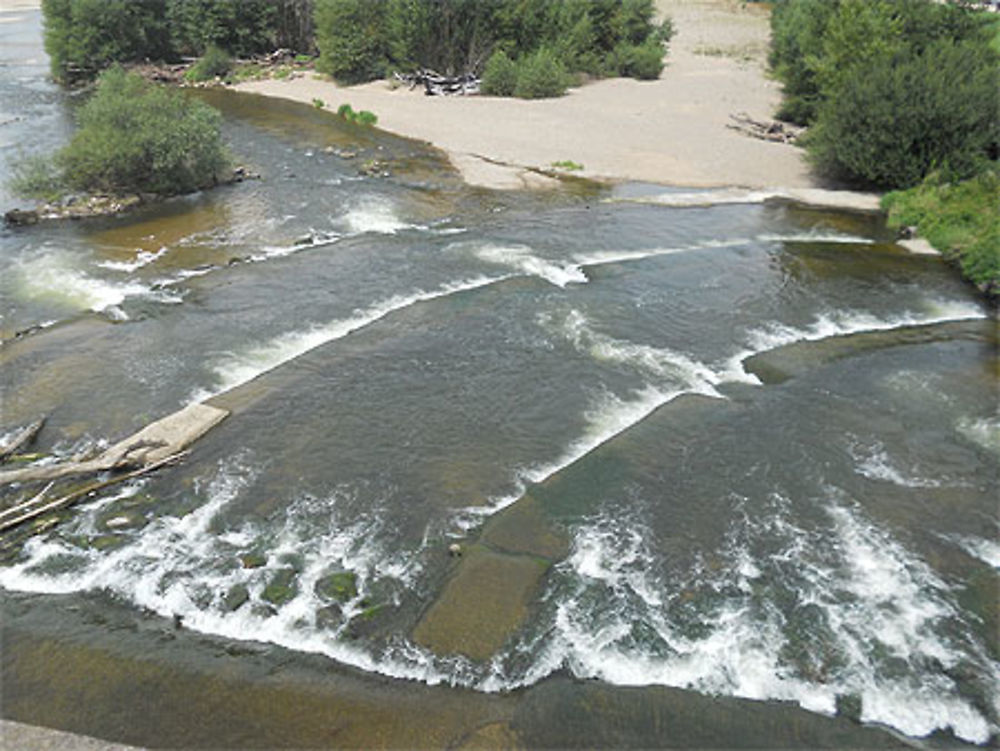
235,1,817,192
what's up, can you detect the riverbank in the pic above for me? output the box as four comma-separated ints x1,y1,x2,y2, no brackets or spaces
235,1,822,194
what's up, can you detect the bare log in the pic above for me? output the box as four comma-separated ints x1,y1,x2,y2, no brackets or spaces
0,452,188,533
0,417,46,463
0,403,227,487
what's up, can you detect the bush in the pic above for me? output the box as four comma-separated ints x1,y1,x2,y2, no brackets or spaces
808,38,999,188
514,47,572,99
184,43,232,82
768,0,838,124
608,38,665,79
57,67,230,195
166,0,276,57
883,172,1000,295
481,50,518,96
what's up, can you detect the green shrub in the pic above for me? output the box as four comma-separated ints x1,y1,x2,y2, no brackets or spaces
336,103,354,119
312,97,325,108
354,110,377,126
481,50,519,96
56,67,230,195
165,0,276,57
883,172,1000,295
608,38,665,79
514,47,571,99
184,43,232,82
808,38,999,188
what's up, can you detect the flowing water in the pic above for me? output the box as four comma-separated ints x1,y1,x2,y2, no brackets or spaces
1,9,998,747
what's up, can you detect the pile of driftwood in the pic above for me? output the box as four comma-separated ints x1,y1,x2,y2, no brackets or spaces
727,112,804,144
394,70,480,96
0,403,228,534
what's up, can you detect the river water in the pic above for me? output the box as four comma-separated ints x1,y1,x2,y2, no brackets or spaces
1,9,998,747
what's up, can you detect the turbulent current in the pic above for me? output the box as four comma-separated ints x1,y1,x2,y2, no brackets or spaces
1,10,998,747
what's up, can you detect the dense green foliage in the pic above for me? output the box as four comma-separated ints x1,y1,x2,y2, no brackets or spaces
770,0,1000,188
9,68,230,198
42,0,312,83
315,0,673,96
883,172,1000,296
183,44,232,82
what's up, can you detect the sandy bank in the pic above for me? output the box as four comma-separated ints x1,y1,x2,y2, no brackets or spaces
235,0,834,197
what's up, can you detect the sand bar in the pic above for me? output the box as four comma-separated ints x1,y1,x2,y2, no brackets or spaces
235,0,839,197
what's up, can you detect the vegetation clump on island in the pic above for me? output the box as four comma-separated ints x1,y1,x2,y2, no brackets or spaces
10,66,230,204
769,0,1000,296
314,0,673,97
41,0,672,100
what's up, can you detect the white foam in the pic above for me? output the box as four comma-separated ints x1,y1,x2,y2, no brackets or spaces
953,535,1000,569
13,250,166,315
609,188,781,207
724,300,989,383
338,197,423,235
957,416,1000,457
473,244,588,288
851,443,941,488
192,275,510,400
97,247,169,273
0,459,465,687
517,498,998,743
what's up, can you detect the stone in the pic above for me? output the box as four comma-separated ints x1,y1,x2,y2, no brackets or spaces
315,571,358,603
262,567,298,605
239,551,267,569
223,583,250,612
3,208,39,226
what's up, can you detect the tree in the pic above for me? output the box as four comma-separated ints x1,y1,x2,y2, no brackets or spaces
57,67,230,195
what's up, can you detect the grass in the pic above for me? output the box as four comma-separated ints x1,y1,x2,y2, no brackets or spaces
883,170,1000,297
312,98,325,109
335,103,377,126
551,160,584,171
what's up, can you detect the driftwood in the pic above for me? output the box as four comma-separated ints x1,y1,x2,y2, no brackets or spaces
0,417,46,463
0,403,228,487
0,452,188,533
727,112,803,144
394,70,480,96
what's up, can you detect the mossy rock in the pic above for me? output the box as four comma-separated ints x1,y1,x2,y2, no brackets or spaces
262,567,298,605
89,534,127,552
223,583,250,612
315,571,358,603
316,603,344,630
345,603,386,640
239,551,267,569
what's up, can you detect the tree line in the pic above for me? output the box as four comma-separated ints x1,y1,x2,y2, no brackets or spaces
42,0,672,97
42,0,313,83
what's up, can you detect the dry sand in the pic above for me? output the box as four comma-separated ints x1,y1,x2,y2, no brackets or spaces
236,0,822,192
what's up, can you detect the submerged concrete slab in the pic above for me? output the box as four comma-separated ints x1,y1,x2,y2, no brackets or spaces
413,549,548,661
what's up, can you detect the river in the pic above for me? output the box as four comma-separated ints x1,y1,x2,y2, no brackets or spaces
1,8,997,748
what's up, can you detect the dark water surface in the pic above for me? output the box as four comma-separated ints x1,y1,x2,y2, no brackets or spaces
1,9,997,748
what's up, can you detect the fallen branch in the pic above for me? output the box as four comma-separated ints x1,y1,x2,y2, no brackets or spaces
0,417,46,463
727,112,803,144
0,451,188,533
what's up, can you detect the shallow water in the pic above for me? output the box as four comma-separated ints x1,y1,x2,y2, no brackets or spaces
1,10,998,747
